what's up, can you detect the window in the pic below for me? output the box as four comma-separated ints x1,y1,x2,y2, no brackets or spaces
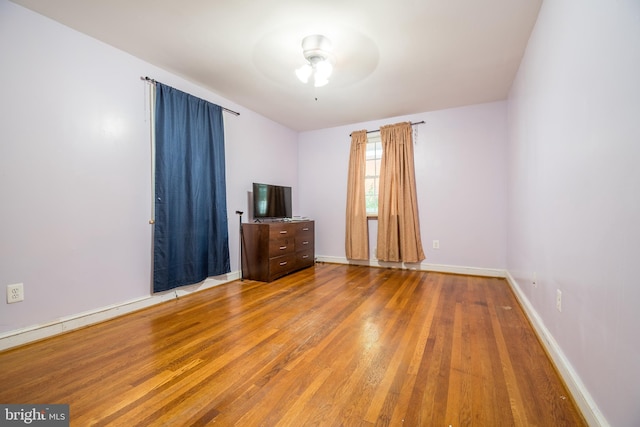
365,132,382,216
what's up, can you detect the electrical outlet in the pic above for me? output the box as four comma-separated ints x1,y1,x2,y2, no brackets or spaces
7,283,24,303
556,289,562,312
432,240,440,249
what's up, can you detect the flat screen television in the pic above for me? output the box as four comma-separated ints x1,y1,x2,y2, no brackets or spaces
253,182,292,220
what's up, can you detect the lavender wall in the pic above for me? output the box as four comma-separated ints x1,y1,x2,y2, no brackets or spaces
0,0,297,336
298,102,507,271
4,0,635,423
507,0,640,425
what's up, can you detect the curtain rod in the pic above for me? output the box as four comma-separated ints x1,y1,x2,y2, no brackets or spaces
140,76,240,116
350,120,425,137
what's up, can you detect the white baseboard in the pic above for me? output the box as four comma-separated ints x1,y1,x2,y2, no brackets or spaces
0,271,240,352
505,271,608,427
315,255,506,278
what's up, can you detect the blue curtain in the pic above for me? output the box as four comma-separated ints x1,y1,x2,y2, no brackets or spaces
153,83,230,292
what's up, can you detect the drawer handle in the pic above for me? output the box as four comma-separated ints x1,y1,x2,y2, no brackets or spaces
302,255,309,259
279,246,287,250
279,230,288,234
302,227,309,231
302,241,309,245
279,261,288,266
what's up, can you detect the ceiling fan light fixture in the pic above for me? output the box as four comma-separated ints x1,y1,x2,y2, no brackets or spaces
313,60,332,87
296,34,334,87
315,60,332,79
295,63,312,84
313,75,329,87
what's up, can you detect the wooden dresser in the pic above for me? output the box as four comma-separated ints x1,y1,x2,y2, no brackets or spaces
240,220,314,282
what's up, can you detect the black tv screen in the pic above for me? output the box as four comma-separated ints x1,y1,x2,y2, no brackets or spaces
253,183,292,219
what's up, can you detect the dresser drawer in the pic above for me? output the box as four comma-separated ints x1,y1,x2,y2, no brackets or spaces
296,248,314,269
269,223,294,240
296,222,314,237
295,235,313,252
268,237,295,256
269,254,297,278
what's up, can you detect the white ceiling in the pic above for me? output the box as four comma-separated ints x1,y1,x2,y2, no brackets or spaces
11,0,542,131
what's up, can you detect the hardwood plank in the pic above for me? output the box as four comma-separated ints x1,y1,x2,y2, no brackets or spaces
0,264,586,426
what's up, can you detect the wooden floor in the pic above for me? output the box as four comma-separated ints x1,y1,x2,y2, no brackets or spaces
0,264,585,426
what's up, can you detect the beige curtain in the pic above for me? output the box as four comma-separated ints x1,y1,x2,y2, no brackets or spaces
345,130,369,260
377,122,425,263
